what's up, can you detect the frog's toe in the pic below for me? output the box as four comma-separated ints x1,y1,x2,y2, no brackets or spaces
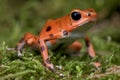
56,71,64,77
7,48,15,51
59,73,64,77
17,51,23,57
55,65,63,70
92,62,101,70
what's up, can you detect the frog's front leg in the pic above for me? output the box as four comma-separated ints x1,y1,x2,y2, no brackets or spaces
84,35,95,58
39,40,55,71
39,31,65,72
84,35,101,68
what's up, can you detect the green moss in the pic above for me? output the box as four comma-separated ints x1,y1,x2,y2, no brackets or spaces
0,35,120,80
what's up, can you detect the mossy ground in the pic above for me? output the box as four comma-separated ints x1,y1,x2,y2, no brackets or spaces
0,34,120,80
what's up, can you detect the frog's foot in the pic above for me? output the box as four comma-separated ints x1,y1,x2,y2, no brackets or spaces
92,62,101,69
55,65,63,70
7,48,15,51
47,64,55,72
47,64,64,77
54,65,64,77
17,50,23,57
7,47,23,57
56,71,64,77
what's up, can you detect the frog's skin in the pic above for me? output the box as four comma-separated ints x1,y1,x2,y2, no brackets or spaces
8,8,100,72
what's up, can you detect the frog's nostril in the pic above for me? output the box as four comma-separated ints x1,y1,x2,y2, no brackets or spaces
87,13,91,16
71,12,81,20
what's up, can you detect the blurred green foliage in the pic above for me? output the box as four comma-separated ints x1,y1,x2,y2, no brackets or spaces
0,0,120,79
0,0,120,44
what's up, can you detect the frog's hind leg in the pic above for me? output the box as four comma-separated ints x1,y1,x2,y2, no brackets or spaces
65,41,82,56
7,38,26,57
8,33,38,57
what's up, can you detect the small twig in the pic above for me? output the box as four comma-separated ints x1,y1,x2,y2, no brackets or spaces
91,65,120,79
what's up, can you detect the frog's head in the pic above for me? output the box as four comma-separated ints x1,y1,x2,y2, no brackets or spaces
70,8,97,28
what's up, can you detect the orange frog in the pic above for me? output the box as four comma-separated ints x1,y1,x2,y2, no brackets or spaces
8,8,100,72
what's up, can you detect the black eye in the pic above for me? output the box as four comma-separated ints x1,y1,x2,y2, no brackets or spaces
71,12,81,20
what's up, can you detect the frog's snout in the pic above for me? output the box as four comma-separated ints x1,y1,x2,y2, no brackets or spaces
88,12,97,22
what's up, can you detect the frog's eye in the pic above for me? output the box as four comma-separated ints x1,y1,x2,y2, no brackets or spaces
71,12,81,20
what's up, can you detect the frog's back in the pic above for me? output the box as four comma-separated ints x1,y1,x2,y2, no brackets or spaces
39,15,71,38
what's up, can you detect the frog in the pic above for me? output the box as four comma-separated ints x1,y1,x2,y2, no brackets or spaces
8,8,100,72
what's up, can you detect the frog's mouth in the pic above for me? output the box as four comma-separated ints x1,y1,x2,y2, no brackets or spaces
76,21,95,33
69,22,96,38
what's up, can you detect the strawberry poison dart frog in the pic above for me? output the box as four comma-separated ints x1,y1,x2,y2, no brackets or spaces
8,8,100,72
